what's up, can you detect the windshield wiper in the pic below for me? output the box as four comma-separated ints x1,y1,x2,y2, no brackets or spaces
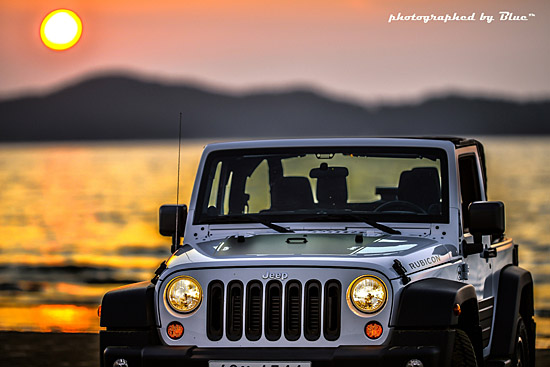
293,212,400,235
209,215,294,233
347,214,401,235
250,215,294,233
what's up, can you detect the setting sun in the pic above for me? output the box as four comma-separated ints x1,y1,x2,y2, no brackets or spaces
40,9,82,51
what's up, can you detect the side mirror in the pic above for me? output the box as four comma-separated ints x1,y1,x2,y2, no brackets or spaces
469,201,505,242
159,204,187,252
463,201,505,257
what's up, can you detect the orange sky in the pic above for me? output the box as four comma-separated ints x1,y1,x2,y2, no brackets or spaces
0,0,548,102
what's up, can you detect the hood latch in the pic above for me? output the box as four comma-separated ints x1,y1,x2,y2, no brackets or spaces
392,259,411,285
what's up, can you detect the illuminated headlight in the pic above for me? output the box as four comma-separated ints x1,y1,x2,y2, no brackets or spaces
166,276,202,313
348,275,387,313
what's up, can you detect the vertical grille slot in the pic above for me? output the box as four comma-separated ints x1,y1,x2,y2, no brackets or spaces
284,280,302,341
226,281,243,341
207,280,224,341
304,280,321,341
245,281,263,341
323,280,341,341
265,280,282,341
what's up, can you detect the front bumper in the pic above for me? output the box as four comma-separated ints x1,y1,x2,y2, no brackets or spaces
101,329,456,367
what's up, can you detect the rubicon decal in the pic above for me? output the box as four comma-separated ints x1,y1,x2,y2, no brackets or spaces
409,255,441,270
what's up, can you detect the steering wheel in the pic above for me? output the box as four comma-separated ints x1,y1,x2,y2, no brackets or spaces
374,200,427,214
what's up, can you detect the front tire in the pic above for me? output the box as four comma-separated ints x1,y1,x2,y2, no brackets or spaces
512,317,531,367
451,329,478,367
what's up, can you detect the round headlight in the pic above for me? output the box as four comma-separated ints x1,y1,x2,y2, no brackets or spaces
348,275,387,314
166,276,202,313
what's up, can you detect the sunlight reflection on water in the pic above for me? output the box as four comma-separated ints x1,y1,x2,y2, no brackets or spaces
0,138,548,346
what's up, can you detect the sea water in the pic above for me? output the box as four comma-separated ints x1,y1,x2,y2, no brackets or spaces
0,138,548,347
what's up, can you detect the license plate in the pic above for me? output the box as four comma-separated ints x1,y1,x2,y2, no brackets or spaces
209,361,311,367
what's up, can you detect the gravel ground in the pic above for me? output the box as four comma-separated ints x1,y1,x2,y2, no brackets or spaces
0,331,548,366
0,332,99,367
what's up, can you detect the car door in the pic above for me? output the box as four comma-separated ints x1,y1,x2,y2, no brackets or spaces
458,149,495,300
458,148,497,354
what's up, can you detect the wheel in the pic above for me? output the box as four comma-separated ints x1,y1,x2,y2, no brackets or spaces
451,329,478,367
374,200,427,214
512,317,531,367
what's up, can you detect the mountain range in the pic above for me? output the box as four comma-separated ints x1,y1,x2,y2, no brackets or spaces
1,75,549,141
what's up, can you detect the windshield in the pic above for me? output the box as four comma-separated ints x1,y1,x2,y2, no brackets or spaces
195,147,449,224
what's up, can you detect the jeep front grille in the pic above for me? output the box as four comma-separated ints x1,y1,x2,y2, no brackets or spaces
206,279,341,342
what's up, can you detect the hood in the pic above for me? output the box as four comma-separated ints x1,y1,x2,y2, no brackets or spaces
164,233,459,278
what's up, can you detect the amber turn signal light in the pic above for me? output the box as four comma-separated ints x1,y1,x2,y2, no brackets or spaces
365,321,383,339
453,303,461,316
167,321,184,339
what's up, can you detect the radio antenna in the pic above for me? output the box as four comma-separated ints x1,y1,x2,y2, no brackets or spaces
174,112,183,250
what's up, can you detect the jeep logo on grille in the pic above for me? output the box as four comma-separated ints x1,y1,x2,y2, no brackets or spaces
262,271,289,280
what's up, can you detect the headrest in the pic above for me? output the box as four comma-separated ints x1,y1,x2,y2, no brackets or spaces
310,163,349,208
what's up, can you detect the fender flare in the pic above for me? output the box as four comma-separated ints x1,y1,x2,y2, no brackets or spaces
393,278,478,327
393,278,484,366
490,265,535,358
100,281,156,328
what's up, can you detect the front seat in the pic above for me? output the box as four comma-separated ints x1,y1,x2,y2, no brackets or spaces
398,167,441,213
270,176,314,211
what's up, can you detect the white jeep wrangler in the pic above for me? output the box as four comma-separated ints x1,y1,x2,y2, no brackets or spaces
100,138,535,367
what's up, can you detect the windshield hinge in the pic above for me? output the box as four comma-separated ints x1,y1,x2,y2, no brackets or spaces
482,247,497,260
392,259,411,285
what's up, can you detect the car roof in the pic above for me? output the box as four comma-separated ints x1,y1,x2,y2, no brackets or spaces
203,137,458,151
397,136,483,149
204,136,482,149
